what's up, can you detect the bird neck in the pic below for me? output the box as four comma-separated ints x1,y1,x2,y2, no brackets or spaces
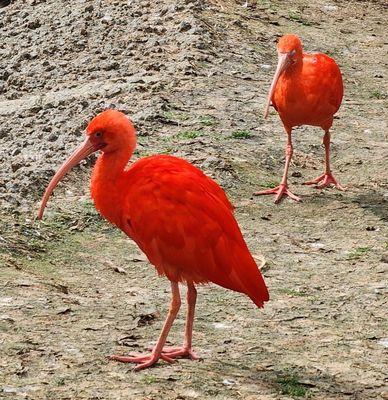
90,147,133,226
95,149,131,180
285,56,303,75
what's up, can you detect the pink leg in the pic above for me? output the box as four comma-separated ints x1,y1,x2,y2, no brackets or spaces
159,282,199,360
304,131,345,190
108,282,181,371
254,129,301,204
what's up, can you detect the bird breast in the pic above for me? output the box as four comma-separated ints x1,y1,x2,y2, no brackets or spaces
273,54,343,128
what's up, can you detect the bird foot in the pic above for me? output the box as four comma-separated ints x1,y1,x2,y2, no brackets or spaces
160,346,199,360
304,172,345,190
254,183,301,204
108,351,175,371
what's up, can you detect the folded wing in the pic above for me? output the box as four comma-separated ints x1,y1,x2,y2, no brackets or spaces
122,155,269,308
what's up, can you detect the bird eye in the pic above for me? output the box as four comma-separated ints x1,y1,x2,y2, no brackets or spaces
290,49,296,56
95,131,102,138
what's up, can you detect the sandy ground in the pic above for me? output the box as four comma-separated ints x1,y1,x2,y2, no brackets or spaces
1,0,387,399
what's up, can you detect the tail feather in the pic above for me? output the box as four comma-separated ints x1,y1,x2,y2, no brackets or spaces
231,243,269,308
211,238,269,308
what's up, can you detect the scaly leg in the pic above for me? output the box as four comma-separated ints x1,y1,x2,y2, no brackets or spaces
108,282,181,371
159,282,199,360
304,130,345,190
254,128,301,203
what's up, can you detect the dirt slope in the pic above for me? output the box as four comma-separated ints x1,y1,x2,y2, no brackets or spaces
1,0,387,399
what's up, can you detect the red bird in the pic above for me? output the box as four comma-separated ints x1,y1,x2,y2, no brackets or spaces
38,109,269,371
255,34,344,203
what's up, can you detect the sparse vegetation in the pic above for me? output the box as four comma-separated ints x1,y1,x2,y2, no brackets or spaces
288,12,311,26
163,110,190,122
277,374,308,398
199,116,217,126
260,181,278,188
141,375,159,384
54,377,66,386
162,146,174,154
230,130,253,139
159,130,202,143
177,130,202,139
370,90,387,99
347,246,371,260
265,1,279,12
0,0,386,398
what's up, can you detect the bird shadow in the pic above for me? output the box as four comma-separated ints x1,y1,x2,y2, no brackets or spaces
351,190,387,222
290,189,347,207
296,188,387,222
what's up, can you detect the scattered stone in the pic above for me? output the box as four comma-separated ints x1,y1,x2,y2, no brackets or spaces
178,20,192,32
222,378,236,386
378,338,388,348
323,4,338,11
292,171,302,177
0,0,11,9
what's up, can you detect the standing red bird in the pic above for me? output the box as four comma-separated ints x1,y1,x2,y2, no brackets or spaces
255,34,344,203
38,109,269,371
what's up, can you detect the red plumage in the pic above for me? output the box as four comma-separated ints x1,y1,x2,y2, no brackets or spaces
91,154,268,308
256,34,345,203
39,109,269,370
272,53,343,130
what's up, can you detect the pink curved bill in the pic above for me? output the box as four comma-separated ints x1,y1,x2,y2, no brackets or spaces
264,53,290,119
38,137,96,220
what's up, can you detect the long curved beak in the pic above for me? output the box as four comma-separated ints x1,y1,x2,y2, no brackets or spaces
38,137,96,220
263,52,291,119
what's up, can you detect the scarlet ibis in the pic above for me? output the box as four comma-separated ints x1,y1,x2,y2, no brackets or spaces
38,109,269,371
256,34,344,203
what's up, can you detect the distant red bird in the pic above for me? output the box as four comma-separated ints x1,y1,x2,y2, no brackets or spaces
255,34,344,203
38,110,269,371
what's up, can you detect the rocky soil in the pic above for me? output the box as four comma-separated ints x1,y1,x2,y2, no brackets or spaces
1,0,387,399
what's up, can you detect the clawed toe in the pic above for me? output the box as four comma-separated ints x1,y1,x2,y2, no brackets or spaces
254,184,301,204
108,351,175,371
162,347,199,360
304,172,345,190
148,345,199,360
108,345,198,370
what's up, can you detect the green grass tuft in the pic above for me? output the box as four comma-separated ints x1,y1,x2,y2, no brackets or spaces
260,181,278,189
277,375,308,397
288,13,311,26
163,110,190,122
54,377,66,386
370,91,387,99
141,375,158,384
177,130,201,139
199,116,217,126
347,246,370,260
230,130,253,139
162,146,173,154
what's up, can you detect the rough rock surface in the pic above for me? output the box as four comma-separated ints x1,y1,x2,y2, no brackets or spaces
1,0,387,399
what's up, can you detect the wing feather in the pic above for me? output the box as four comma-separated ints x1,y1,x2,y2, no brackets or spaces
121,155,269,307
